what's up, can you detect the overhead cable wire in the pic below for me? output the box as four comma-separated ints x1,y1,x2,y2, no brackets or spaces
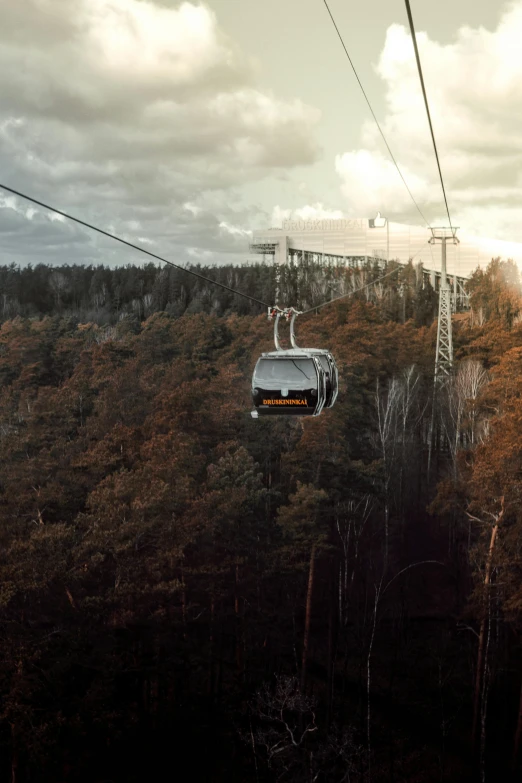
403,0,453,230
0,182,438,321
0,182,430,320
301,265,399,315
322,0,431,228
0,183,270,310
301,239,431,315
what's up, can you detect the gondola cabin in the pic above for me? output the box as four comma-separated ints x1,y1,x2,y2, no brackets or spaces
251,349,328,417
250,306,339,419
306,349,338,408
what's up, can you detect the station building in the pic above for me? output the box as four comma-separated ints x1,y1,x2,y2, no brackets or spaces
250,215,522,281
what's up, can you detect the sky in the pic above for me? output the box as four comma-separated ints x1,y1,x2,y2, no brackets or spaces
0,0,521,268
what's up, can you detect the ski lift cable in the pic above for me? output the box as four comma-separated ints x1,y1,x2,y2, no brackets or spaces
322,0,431,229
403,0,454,230
0,8,455,323
0,182,271,310
0,181,431,321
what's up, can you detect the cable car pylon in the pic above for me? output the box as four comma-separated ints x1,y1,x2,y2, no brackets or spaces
427,227,459,475
431,227,459,382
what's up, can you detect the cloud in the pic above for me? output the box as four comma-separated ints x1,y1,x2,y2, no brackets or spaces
183,202,203,217
335,150,430,215
187,247,214,260
219,221,252,238
0,196,100,263
335,3,522,243
0,0,321,266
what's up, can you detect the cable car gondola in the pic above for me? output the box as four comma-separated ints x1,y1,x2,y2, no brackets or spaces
251,307,338,418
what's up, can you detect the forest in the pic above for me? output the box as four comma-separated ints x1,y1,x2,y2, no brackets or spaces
0,256,521,782
0,256,438,326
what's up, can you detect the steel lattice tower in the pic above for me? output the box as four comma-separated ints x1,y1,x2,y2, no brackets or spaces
430,227,459,382
427,227,459,476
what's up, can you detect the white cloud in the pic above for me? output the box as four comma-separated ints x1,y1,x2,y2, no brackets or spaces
219,221,252,238
82,0,229,84
183,202,203,216
335,150,430,215
336,4,522,242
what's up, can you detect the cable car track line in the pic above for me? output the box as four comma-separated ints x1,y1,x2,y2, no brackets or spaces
0,9,454,320
404,0,453,229
301,265,400,315
322,0,431,228
0,182,270,310
0,183,432,320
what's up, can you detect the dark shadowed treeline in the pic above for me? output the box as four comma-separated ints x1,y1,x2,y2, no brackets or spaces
0,257,437,326
0,259,521,782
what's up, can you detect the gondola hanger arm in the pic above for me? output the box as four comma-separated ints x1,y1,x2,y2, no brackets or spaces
267,306,303,352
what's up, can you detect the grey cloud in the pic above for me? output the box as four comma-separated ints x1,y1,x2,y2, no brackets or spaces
0,0,320,266
0,206,99,265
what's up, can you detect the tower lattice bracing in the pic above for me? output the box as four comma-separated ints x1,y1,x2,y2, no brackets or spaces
427,227,459,475
430,227,459,384
434,283,453,381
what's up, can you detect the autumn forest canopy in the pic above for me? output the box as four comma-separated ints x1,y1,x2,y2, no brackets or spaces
1,257,522,782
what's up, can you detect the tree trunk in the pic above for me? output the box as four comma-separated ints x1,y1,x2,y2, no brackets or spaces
367,582,380,781
326,561,337,728
384,499,390,573
301,544,316,692
472,500,503,748
10,725,17,783
208,593,215,698
513,658,522,769
181,566,187,641
235,563,244,676
479,594,492,782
